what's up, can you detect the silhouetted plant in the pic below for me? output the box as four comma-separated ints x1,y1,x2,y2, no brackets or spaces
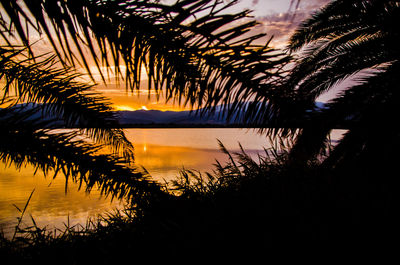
0,46,168,203
0,47,134,157
279,0,400,168
170,136,297,196
1,1,395,261
264,1,398,248
0,0,290,119
0,0,292,202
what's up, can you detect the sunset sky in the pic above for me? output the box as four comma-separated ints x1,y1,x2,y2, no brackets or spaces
0,0,339,111
93,0,331,112
16,0,329,112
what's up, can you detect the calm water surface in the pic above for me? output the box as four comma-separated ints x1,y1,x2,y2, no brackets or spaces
0,128,346,237
125,128,273,181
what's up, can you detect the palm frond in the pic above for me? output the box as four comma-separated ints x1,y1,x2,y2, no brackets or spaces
289,0,400,52
289,61,400,164
292,47,390,99
285,0,399,102
276,0,400,155
0,46,134,159
0,107,163,203
0,0,290,119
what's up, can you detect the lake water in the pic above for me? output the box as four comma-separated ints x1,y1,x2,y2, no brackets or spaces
0,128,346,237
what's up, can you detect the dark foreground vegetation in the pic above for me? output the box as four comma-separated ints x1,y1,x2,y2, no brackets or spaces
1,138,396,262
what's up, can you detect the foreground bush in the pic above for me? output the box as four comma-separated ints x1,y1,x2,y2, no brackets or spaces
1,138,396,263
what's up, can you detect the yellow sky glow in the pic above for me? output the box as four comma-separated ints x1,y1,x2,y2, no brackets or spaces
113,105,137,111
105,87,193,112
113,105,150,111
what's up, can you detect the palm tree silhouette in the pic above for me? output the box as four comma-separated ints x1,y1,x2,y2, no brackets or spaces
0,46,163,203
270,1,399,241
0,0,290,201
279,0,400,169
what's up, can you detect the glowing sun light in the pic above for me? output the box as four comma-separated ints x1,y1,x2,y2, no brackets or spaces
114,105,136,111
141,106,148,110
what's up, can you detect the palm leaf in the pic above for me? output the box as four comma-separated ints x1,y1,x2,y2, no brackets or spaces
289,61,400,164
280,0,400,164
0,46,134,160
289,0,399,52
0,0,290,120
0,107,163,203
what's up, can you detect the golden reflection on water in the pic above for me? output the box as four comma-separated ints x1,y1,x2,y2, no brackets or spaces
0,164,123,237
0,128,347,238
1,128,269,237
125,128,273,179
133,143,232,181
0,144,229,237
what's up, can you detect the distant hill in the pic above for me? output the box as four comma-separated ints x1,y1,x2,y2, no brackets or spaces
117,102,329,126
1,103,243,127
1,102,328,127
116,109,233,126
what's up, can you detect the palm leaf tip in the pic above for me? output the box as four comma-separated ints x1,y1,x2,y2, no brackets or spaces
1,46,135,160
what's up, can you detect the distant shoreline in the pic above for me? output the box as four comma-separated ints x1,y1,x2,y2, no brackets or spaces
56,124,263,129
117,124,259,128
60,124,351,129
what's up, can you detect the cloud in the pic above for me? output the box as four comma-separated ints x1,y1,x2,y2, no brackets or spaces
250,0,331,48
